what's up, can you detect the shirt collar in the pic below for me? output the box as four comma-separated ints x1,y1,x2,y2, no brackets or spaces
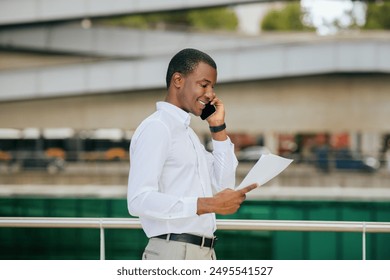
156,101,191,128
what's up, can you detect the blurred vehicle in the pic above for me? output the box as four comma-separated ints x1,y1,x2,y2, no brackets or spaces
228,132,257,152
11,151,65,174
105,147,128,161
45,147,66,159
0,150,12,161
80,129,129,161
236,146,270,162
334,148,380,172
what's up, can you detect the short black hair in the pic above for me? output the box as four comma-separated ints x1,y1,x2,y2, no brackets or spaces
165,48,217,88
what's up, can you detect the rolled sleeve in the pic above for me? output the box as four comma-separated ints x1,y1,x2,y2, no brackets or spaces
210,137,238,191
211,136,235,153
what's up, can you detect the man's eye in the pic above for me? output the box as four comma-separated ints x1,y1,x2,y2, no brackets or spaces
201,84,208,88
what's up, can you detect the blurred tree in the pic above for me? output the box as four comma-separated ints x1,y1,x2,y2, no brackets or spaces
98,7,238,32
363,1,390,30
330,6,362,33
261,2,314,32
96,12,187,29
187,8,238,31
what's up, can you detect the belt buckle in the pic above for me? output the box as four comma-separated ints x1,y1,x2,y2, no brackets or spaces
211,236,217,248
200,236,205,248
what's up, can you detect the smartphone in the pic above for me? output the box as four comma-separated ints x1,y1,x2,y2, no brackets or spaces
200,102,216,120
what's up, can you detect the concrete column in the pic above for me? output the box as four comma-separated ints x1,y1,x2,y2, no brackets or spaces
349,132,360,152
264,131,278,154
361,132,381,157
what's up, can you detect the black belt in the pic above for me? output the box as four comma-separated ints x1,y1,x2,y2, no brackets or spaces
153,233,217,248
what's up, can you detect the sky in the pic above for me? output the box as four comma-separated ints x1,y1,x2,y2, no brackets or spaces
234,0,367,35
301,0,366,34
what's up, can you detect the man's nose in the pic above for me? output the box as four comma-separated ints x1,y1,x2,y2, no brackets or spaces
204,91,215,101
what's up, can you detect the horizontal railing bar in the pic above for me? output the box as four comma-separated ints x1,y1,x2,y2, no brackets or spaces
0,218,141,229
216,219,390,233
0,217,102,228
1,217,390,233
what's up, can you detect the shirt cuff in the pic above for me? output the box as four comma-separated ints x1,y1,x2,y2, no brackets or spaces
212,136,234,152
182,197,199,216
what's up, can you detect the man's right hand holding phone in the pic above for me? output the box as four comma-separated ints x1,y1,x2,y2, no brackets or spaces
203,94,228,141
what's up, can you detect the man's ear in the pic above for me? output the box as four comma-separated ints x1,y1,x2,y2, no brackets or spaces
172,73,183,88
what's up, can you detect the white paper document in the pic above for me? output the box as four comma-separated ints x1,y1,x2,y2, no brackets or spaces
237,153,293,189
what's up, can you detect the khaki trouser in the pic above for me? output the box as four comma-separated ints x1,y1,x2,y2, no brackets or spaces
142,237,217,260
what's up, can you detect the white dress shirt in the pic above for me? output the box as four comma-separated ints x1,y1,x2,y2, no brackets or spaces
127,102,238,238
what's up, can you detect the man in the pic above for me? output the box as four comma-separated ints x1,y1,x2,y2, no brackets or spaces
127,48,256,260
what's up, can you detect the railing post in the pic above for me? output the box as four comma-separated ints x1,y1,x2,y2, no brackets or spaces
100,219,105,260
362,222,366,260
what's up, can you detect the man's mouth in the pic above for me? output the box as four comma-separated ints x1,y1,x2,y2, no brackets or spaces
198,100,206,107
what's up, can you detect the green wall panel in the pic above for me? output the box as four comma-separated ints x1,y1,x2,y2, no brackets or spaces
0,198,390,260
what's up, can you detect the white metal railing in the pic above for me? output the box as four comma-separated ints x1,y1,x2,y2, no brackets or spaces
1,217,390,260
